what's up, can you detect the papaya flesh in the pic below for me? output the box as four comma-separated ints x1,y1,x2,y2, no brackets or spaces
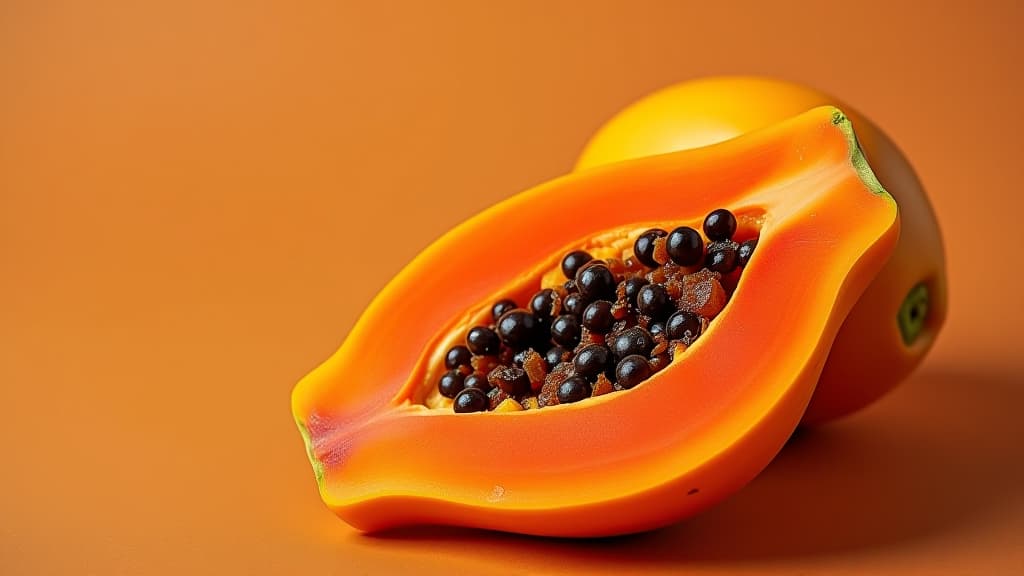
291,107,899,537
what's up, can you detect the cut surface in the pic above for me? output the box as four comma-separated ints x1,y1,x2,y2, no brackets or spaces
292,107,898,536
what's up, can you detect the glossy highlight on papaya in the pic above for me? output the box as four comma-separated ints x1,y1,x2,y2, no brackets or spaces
292,107,899,537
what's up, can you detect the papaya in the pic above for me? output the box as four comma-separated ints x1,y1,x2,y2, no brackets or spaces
292,107,898,537
575,76,947,424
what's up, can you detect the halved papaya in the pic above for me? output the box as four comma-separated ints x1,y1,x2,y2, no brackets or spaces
291,107,899,537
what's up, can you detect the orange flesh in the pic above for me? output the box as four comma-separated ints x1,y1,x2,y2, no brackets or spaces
292,107,899,536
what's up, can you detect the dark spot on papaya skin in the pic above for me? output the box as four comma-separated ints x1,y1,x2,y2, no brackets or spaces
687,488,700,495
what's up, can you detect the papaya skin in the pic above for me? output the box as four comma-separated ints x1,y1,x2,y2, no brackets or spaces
292,107,898,537
575,76,947,424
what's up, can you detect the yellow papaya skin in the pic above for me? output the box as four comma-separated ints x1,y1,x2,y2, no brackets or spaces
576,76,947,424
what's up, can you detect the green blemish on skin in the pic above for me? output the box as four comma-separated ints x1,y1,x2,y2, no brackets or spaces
898,283,930,346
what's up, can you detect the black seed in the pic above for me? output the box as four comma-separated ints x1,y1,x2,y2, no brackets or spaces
512,349,530,367
573,344,613,381
529,289,558,320
496,309,539,349
609,326,656,360
491,299,517,322
575,263,617,301
621,277,649,308
706,243,738,274
489,365,531,396
438,370,466,398
466,326,501,355
563,280,578,294
649,322,666,336
616,355,652,389
561,250,594,280
667,226,704,266
454,388,488,413
445,345,473,370
550,315,582,347
666,311,702,344
463,373,493,393
636,284,673,320
634,228,668,268
563,292,588,317
738,238,757,267
704,209,737,241
582,300,615,334
557,375,592,404
530,318,554,350
544,346,572,369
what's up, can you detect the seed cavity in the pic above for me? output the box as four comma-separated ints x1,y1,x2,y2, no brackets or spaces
436,208,758,412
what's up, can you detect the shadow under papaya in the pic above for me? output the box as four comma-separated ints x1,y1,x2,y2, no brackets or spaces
356,366,1024,569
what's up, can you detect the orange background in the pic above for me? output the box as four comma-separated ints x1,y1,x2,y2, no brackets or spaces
2,1,1022,574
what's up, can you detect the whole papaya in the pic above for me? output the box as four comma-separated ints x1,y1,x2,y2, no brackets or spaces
576,76,946,424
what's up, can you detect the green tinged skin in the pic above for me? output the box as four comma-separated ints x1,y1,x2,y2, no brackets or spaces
296,417,326,490
831,110,888,199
